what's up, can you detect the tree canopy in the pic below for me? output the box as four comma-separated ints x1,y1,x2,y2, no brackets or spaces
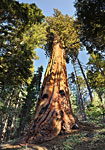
0,0,46,85
44,9,80,60
74,0,105,54
87,52,105,96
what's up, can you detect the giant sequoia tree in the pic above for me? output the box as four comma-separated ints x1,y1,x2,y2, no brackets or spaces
24,9,80,143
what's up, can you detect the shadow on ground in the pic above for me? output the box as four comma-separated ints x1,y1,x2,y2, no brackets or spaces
1,121,105,150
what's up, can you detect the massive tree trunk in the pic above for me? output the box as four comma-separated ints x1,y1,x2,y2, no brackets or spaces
24,38,77,143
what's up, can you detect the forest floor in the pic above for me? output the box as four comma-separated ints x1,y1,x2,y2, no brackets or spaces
1,118,105,150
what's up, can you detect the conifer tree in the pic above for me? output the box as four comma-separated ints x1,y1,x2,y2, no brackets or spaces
0,0,46,85
74,0,105,53
0,0,46,142
24,9,80,144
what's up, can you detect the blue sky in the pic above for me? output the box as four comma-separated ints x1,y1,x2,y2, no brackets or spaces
18,0,89,78
18,0,76,16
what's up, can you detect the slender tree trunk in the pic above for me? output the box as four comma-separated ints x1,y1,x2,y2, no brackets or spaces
9,101,19,140
73,63,87,121
1,97,12,142
77,58,93,103
2,116,9,142
0,117,3,144
1,88,20,142
24,37,77,144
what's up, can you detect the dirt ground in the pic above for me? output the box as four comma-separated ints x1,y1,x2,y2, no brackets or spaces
1,121,105,150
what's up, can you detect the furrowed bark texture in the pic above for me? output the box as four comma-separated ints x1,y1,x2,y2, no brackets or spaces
25,39,77,143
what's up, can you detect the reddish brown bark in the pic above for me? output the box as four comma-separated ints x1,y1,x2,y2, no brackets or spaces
24,38,77,143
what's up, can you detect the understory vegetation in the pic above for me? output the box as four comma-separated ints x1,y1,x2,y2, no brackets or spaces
64,117,105,150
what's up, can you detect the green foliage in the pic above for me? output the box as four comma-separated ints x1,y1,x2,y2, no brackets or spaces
87,52,105,89
15,66,43,136
87,52,105,104
69,72,88,100
0,0,46,85
0,66,43,141
70,90,78,114
76,76,87,89
86,104,103,119
22,23,47,50
63,115,105,150
64,127,105,150
74,0,105,53
44,9,80,59
86,91,104,119
74,0,105,106
0,0,46,140
64,133,87,150
0,84,26,141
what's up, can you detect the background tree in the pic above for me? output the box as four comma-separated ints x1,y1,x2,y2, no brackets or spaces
0,0,46,86
86,90,105,120
0,66,43,143
74,0,105,117
0,0,46,143
77,58,93,102
87,52,105,117
70,63,87,120
17,66,43,137
74,0,105,54
0,85,25,142
87,52,105,91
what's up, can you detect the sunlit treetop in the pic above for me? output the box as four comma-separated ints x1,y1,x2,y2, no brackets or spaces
44,9,81,61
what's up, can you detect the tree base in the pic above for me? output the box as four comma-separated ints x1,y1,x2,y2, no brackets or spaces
23,94,78,144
